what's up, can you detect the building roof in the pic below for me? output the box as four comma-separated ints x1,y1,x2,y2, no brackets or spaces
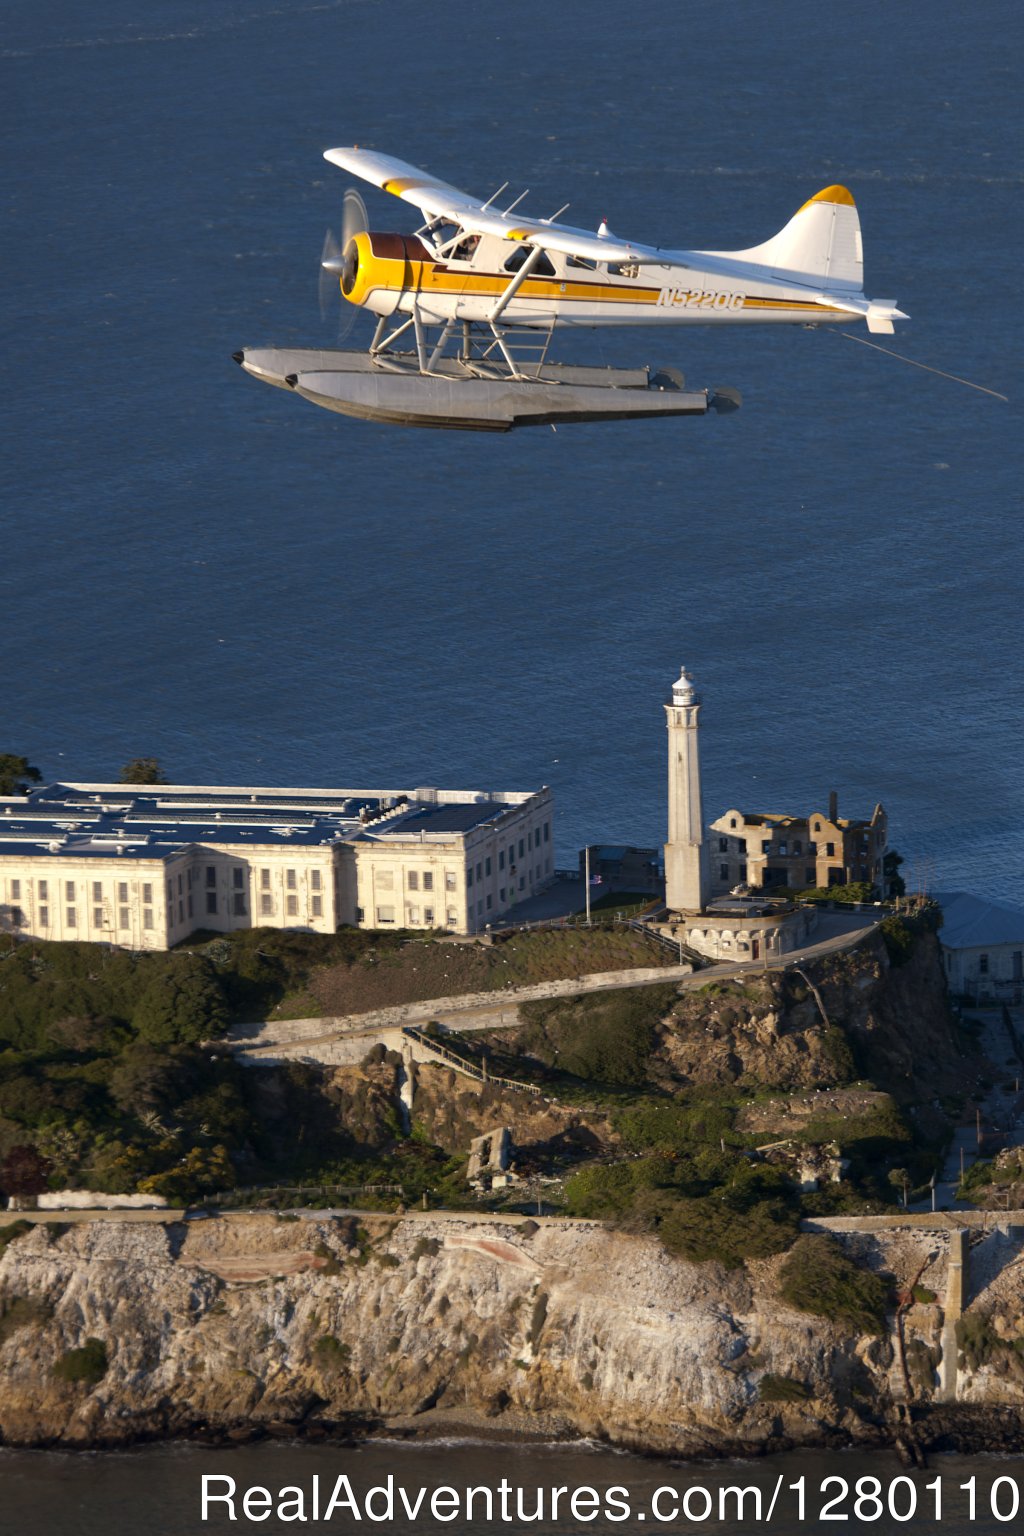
935,891,1024,950
0,782,541,862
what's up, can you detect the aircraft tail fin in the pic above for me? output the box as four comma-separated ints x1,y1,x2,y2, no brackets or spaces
724,185,865,291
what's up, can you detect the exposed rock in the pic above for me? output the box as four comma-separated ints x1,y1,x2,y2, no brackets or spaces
1,1212,1020,1453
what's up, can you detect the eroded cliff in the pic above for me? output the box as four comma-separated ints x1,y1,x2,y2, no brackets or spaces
1,1210,1021,1454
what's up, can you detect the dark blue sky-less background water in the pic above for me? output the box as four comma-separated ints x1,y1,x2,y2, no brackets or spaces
2,0,1020,902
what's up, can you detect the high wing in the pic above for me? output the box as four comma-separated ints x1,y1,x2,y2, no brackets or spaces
323,147,646,264
324,147,905,328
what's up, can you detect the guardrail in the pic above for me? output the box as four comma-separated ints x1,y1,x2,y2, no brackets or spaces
403,1024,544,1096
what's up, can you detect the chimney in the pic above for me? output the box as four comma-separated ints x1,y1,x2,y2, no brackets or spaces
828,790,838,823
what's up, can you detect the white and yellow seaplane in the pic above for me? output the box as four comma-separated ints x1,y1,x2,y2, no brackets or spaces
234,147,907,432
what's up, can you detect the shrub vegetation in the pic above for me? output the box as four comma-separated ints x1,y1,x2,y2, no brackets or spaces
778,1235,889,1333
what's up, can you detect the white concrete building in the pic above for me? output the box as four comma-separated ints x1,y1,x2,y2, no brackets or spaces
0,780,553,948
935,891,1024,1004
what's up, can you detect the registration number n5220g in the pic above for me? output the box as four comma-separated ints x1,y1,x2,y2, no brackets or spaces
658,288,745,310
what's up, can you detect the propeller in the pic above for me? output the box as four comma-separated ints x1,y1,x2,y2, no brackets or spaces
319,187,368,340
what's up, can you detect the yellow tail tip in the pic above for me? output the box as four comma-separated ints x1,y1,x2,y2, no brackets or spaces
798,184,856,214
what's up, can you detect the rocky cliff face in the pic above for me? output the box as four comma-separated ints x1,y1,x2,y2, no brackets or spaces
651,931,964,1103
1,1212,1020,1454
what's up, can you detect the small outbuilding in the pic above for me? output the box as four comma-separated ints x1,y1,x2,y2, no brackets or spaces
935,890,1024,1004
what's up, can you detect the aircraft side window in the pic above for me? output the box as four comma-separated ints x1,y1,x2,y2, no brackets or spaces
607,261,640,278
503,246,556,277
568,254,598,271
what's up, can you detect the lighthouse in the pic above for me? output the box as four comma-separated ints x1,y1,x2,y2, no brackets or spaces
663,664,710,914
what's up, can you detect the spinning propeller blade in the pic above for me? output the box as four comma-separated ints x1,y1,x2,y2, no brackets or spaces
319,187,369,340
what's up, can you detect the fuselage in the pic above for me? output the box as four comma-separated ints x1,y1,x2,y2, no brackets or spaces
342,229,851,330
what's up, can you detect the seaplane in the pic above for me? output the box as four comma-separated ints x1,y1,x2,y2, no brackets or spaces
234,147,907,432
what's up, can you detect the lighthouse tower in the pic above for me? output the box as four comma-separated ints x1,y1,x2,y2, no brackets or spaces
664,664,710,914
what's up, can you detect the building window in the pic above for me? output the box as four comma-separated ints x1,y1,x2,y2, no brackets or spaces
778,843,788,856
67,907,76,928
93,907,103,928
142,883,152,903
178,901,184,923
467,867,474,888
187,895,193,918
66,881,75,901
423,871,433,891
10,879,20,901
519,877,525,890
206,892,217,915
499,850,505,870
286,894,298,916
206,866,216,887
729,818,737,829
825,842,835,857
979,954,989,974
499,888,506,903
486,895,492,910
39,905,49,925
805,868,815,884
167,880,173,905
424,907,433,924
312,895,322,918
719,864,728,881
355,907,364,923
544,822,550,842
475,863,482,881
311,870,321,892
445,871,456,890
233,868,244,889
408,871,419,890
177,874,183,895
484,858,491,877
260,893,273,915
261,869,271,890
119,906,129,929
793,840,802,854
409,905,420,923
446,908,457,925
233,893,246,916
807,842,817,856
813,822,821,833
144,908,153,930
39,879,48,901
718,838,728,852
286,869,296,890
518,839,525,858
376,905,395,923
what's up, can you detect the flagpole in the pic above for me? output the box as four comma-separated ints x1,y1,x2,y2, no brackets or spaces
585,845,591,926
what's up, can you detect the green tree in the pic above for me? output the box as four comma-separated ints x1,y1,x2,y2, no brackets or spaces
130,957,228,1045
0,754,42,796
883,850,906,898
120,758,167,784
888,1167,911,1208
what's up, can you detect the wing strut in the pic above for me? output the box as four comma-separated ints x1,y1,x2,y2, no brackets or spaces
487,245,546,324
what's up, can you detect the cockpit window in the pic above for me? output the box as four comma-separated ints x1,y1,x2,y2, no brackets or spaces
503,246,556,277
568,255,599,271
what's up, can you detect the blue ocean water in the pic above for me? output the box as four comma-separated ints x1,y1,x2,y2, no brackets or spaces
2,0,1021,900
